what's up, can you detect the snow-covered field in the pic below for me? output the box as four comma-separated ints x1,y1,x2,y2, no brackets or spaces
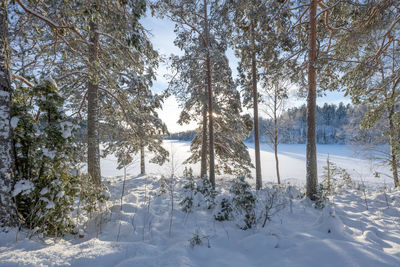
102,140,392,186
1,141,399,267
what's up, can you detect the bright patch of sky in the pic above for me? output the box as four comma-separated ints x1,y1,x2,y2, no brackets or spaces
141,14,351,133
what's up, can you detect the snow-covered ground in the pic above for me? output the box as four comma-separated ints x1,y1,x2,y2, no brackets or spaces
1,141,399,267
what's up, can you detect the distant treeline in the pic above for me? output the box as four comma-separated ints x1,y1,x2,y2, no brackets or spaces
167,103,380,145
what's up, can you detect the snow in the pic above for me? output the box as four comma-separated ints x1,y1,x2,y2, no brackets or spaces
1,141,400,266
12,180,34,197
10,117,19,129
100,140,392,187
60,121,73,138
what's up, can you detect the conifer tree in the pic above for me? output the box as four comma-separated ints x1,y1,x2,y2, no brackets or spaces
165,2,253,178
272,0,356,199
102,71,169,171
154,0,219,186
12,79,82,236
0,0,14,227
334,0,400,187
37,0,151,185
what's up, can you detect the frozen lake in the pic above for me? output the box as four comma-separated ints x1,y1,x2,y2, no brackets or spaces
100,140,392,186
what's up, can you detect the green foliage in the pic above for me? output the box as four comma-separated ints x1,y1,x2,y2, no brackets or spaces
314,184,328,210
214,196,233,222
321,156,353,195
196,175,216,209
179,169,216,212
188,229,210,248
179,167,196,212
11,80,85,236
78,174,110,216
230,176,256,229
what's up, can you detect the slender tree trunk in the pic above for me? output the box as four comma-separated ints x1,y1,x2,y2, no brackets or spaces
87,21,101,186
388,106,399,187
200,101,208,178
327,155,331,193
0,0,15,226
204,0,215,188
306,0,318,200
251,18,262,190
140,143,145,175
273,92,281,184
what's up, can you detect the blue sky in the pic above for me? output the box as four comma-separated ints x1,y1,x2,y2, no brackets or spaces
140,14,351,133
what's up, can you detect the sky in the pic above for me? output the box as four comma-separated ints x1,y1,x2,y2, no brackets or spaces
140,14,351,133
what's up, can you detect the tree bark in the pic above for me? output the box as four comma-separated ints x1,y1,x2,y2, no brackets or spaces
251,17,262,190
200,101,208,178
306,0,318,200
0,0,15,226
204,0,215,188
87,21,101,186
140,143,145,175
388,106,399,187
273,90,281,184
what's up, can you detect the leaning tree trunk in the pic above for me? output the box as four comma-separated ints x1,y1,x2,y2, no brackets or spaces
306,0,318,200
87,21,101,186
204,0,215,188
200,100,208,178
140,143,145,175
0,0,15,226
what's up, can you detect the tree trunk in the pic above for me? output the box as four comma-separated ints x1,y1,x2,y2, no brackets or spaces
87,21,101,186
200,101,208,178
0,0,15,226
388,106,399,187
251,17,262,190
204,0,215,188
273,91,281,184
306,0,318,200
140,143,145,175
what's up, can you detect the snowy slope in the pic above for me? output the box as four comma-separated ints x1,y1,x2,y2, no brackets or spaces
1,173,400,266
1,141,398,266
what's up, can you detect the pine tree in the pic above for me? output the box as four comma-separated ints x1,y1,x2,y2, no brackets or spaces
102,71,169,171
168,17,253,178
14,0,152,186
154,0,218,187
229,0,266,190
272,0,356,199
156,0,252,181
336,1,400,187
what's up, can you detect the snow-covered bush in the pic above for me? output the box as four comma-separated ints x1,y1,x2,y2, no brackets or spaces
321,156,354,196
230,176,256,230
180,167,196,212
188,229,210,248
179,168,216,212
214,195,233,221
11,80,86,236
195,175,216,209
314,184,328,209
78,174,110,216
258,186,288,227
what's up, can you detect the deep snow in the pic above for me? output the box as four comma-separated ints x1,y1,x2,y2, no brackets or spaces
1,141,399,267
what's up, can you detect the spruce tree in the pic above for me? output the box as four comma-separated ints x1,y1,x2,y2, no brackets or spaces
12,79,82,236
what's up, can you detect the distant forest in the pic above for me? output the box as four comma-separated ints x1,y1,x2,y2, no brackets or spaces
167,103,384,145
